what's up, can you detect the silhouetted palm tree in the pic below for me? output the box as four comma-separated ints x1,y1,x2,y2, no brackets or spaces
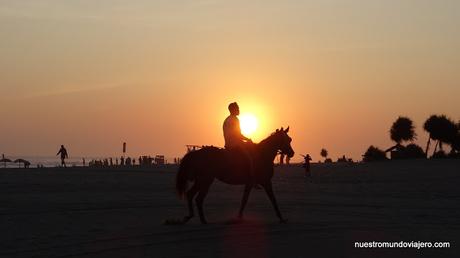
387,116,416,153
424,115,457,156
320,148,328,161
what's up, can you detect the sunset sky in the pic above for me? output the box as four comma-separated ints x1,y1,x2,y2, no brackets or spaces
1,1,459,161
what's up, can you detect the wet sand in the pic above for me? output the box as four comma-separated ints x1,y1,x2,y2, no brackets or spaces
1,160,459,258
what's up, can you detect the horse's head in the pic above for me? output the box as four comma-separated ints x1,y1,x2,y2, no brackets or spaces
273,127,295,158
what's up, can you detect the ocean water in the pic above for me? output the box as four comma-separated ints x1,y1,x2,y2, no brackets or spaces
0,156,99,168
0,155,178,168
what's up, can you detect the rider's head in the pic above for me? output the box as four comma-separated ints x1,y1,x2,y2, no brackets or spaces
228,102,240,116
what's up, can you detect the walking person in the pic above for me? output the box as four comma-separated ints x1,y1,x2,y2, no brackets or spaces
56,145,69,168
302,154,312,179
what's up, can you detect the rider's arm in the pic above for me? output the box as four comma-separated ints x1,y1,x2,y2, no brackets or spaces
235,119,249,141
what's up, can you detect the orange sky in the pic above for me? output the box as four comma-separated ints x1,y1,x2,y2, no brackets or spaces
1,1,459,161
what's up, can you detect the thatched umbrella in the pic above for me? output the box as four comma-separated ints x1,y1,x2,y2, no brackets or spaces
1,154,12,168
14,158,31,168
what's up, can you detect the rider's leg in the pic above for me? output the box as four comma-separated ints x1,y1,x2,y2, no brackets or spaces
242,146,255,185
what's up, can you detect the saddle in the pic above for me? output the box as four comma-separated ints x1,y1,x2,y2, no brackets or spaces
224,145,254,172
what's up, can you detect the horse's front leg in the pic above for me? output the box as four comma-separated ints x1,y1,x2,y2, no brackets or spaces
238,184,253,219
262,181,287,223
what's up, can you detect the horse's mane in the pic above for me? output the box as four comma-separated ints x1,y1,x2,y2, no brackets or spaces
258,131,280,146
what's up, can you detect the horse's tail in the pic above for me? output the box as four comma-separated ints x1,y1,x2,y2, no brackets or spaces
176,152,194,199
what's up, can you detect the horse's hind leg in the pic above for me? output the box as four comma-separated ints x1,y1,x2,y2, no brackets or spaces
183,183,198,223
195,182,212,224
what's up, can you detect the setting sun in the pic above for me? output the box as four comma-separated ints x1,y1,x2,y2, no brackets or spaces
239,113,259,137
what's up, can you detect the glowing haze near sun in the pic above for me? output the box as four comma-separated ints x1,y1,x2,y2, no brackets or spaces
239,113,259,137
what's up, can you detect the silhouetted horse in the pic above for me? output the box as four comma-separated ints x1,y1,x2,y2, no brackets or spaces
176,127,294,224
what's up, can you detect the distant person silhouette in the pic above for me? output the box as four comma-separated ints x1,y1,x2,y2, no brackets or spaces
56,145,69,168
302,154,312,178
223,102,255,182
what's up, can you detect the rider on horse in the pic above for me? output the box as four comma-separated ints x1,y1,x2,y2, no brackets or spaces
223,102,255,182
176,108,294,223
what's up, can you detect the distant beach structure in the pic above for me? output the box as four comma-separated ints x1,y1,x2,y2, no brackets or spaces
1,154,12,168
14,158,31,168
154,155,165,165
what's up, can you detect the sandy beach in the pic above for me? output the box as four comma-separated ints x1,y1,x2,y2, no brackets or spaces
0,160,458,258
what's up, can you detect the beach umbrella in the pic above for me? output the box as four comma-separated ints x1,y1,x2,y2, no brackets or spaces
0,155,12,168
14,158,31,168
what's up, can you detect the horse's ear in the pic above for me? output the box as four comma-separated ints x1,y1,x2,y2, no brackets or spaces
276,129,279,132
285,126,290,133
280,127,284,132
